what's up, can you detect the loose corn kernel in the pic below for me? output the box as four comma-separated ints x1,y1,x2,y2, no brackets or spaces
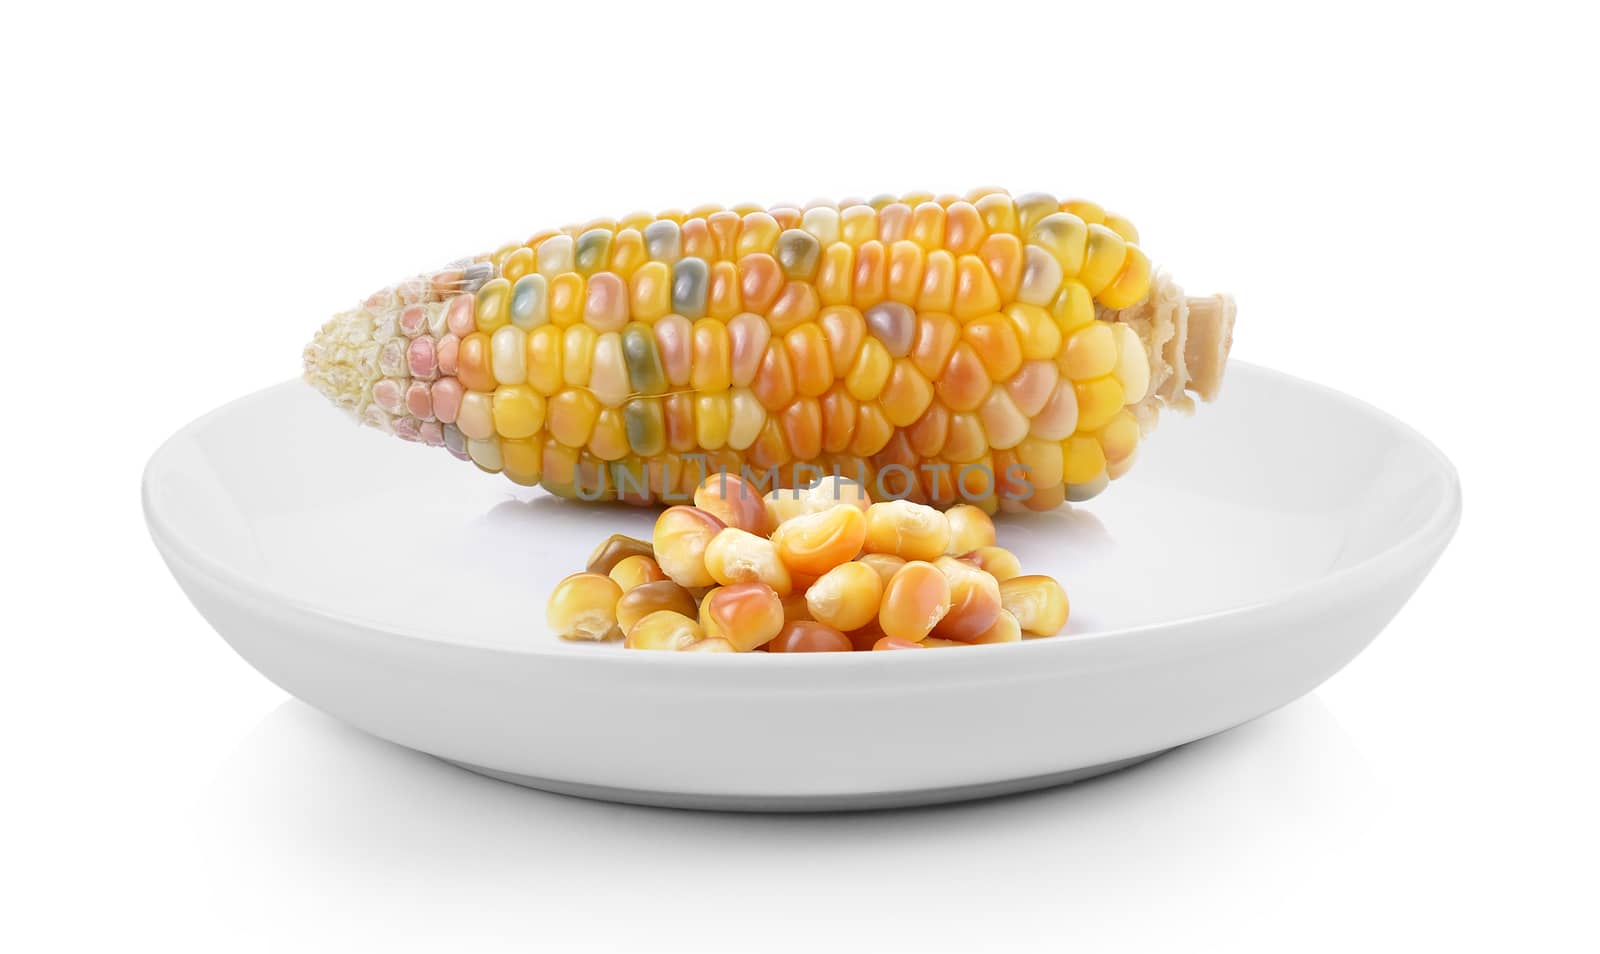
763,475,872,525
878,560,952,642
961,545,1023,582
624,610,704,651
615,580,698,635
872,635,926,651
609,554,667,592
972,609,1023,644
805,561,884,632
998,575,1070,636
652,506,727,588
705,582,786,652
857,552,907,588
704,527,794,595
920,636,969,648
693,472,770,535
683,637,737,653
780,589,813,623
585,533,655,575
931,556,1002,642
772,504,868,577
944,504,997,555
768,620,853,653
863,500,951,562
546,572,623,641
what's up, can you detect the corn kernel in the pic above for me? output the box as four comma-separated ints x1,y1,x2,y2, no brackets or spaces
863,500,951,561
763,475,873,525
856,553,906,588
705,582,786,652
1078,224,1128,297
1062,433,1108,485
768,620,853,653
609,554,667,592
704,527,794,595
1098,244,1151,310
652,506,727,588
962,314,1023,381
998,575,1070,636
546,572,623,641
943,504,996,555
615,580,699,635
772,504,868,576
972,609,1023,644
1111,322,1151,404
624,610,704,651
780,589,813,623
805,561,884,632
492,385,545,440
872,635,926,651
693,472,770,535
1073,376,1126,432
931,556,1002,642
878,560,952,642
682,637,737,653
961,545,1022,582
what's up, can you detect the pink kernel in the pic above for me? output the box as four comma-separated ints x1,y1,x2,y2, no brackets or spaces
399,305,429,337
445,294,475,336
655,315,692,387
436,334,460,376
393,416,422,442
405,381,434,420
419,420,445,446
583,272,627,331
371,378,406,415
406,336,438,380
431,378,463,424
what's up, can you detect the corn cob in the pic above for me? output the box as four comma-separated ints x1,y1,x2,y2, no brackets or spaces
304,189,1235,511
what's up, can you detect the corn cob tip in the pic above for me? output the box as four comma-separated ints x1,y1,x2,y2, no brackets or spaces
1104,272,1235,426
303,307,383,422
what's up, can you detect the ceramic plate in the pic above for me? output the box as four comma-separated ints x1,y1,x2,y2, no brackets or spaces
144,363,1459,811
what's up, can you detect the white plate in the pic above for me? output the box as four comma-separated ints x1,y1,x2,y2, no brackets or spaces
144,364,1459,811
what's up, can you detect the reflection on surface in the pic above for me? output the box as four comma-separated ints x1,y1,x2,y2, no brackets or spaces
195,697,1373,948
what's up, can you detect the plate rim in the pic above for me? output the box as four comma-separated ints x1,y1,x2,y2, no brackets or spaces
144,361,1462,667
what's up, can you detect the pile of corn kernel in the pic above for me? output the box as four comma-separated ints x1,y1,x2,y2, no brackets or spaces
546,474,1069,652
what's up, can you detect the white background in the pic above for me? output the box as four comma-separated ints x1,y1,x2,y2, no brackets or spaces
4,1,1597,950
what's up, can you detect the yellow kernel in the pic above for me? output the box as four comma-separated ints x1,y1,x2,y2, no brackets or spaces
546,572,623,641
1029,212,1089,277
1062,434,1108,485
652,506,727,588
499,438,541,486
962,546,1022,582
682,637,737,653
878,560,952,642
704,527,794,595
694,393,732,449
1098,409,1141,464
1050,281,1096,336
1078,224,1127,296
491,384,545,440
1003,303,1063,362
998,575,1070,636
630,261,672,320
548,273,585,327
1097,244,1151,310
772,504,868,577
857,553,907,588
561,325,596,387
1073,375,1126,432
525,324,564,395
863,500,951,562
805,561,884,632
609,554,667,592
943,504,996,555
845,336,894,402
624,610,704,651
1062,322,1119,380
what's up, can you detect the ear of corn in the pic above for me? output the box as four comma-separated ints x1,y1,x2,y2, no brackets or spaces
304,189,1234,510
